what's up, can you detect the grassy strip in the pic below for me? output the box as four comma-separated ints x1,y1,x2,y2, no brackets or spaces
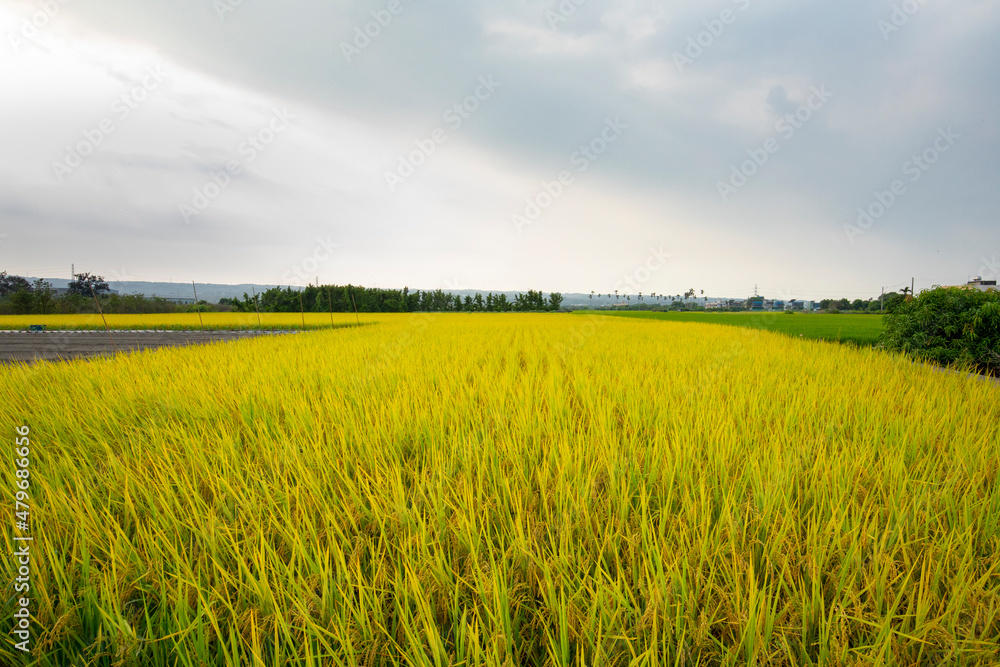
573,310,885,346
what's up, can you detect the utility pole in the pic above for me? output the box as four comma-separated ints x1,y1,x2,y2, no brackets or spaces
911,277,915,298
880,286,884,313
192,281,204,329
251,286,262,329
90,284,117,354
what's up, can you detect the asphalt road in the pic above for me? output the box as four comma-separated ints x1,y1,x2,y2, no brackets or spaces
0,330,296,364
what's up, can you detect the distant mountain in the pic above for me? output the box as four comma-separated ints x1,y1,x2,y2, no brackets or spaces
28,278,282,302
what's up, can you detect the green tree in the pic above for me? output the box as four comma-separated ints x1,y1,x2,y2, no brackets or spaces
882,292,906,313
32,279,54,314
219,297,245,312
68,272,110,297
0,272,31,297
881,286,1000,375
9,288,33,314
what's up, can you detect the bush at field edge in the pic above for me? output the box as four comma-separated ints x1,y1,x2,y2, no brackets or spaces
880,286,1000,376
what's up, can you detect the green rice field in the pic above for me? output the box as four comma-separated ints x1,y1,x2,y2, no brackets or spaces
575,311,885,347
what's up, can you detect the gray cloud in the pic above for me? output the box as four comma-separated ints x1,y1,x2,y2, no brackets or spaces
1,0,997,297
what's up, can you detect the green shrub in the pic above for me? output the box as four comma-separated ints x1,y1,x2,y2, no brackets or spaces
880,286,1000,375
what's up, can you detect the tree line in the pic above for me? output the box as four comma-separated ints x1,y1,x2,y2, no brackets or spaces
0,272,565,315
0,272,142,315
1,268,913,316
222,286,564,313
816,292,910,313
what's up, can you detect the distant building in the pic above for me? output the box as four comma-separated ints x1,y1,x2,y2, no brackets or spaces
941,277,998,293
964,277,998,292
51,287,119,296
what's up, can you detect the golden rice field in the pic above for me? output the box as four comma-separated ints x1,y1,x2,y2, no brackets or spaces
1,314,999,666
0,312,366,330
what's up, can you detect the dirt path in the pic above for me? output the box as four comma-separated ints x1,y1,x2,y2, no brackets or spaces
0,330,298,364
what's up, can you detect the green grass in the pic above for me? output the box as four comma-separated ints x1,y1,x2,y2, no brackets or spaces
573,310,885,346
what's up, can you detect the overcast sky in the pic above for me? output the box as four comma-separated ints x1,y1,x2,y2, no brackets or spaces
1,0,997,299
